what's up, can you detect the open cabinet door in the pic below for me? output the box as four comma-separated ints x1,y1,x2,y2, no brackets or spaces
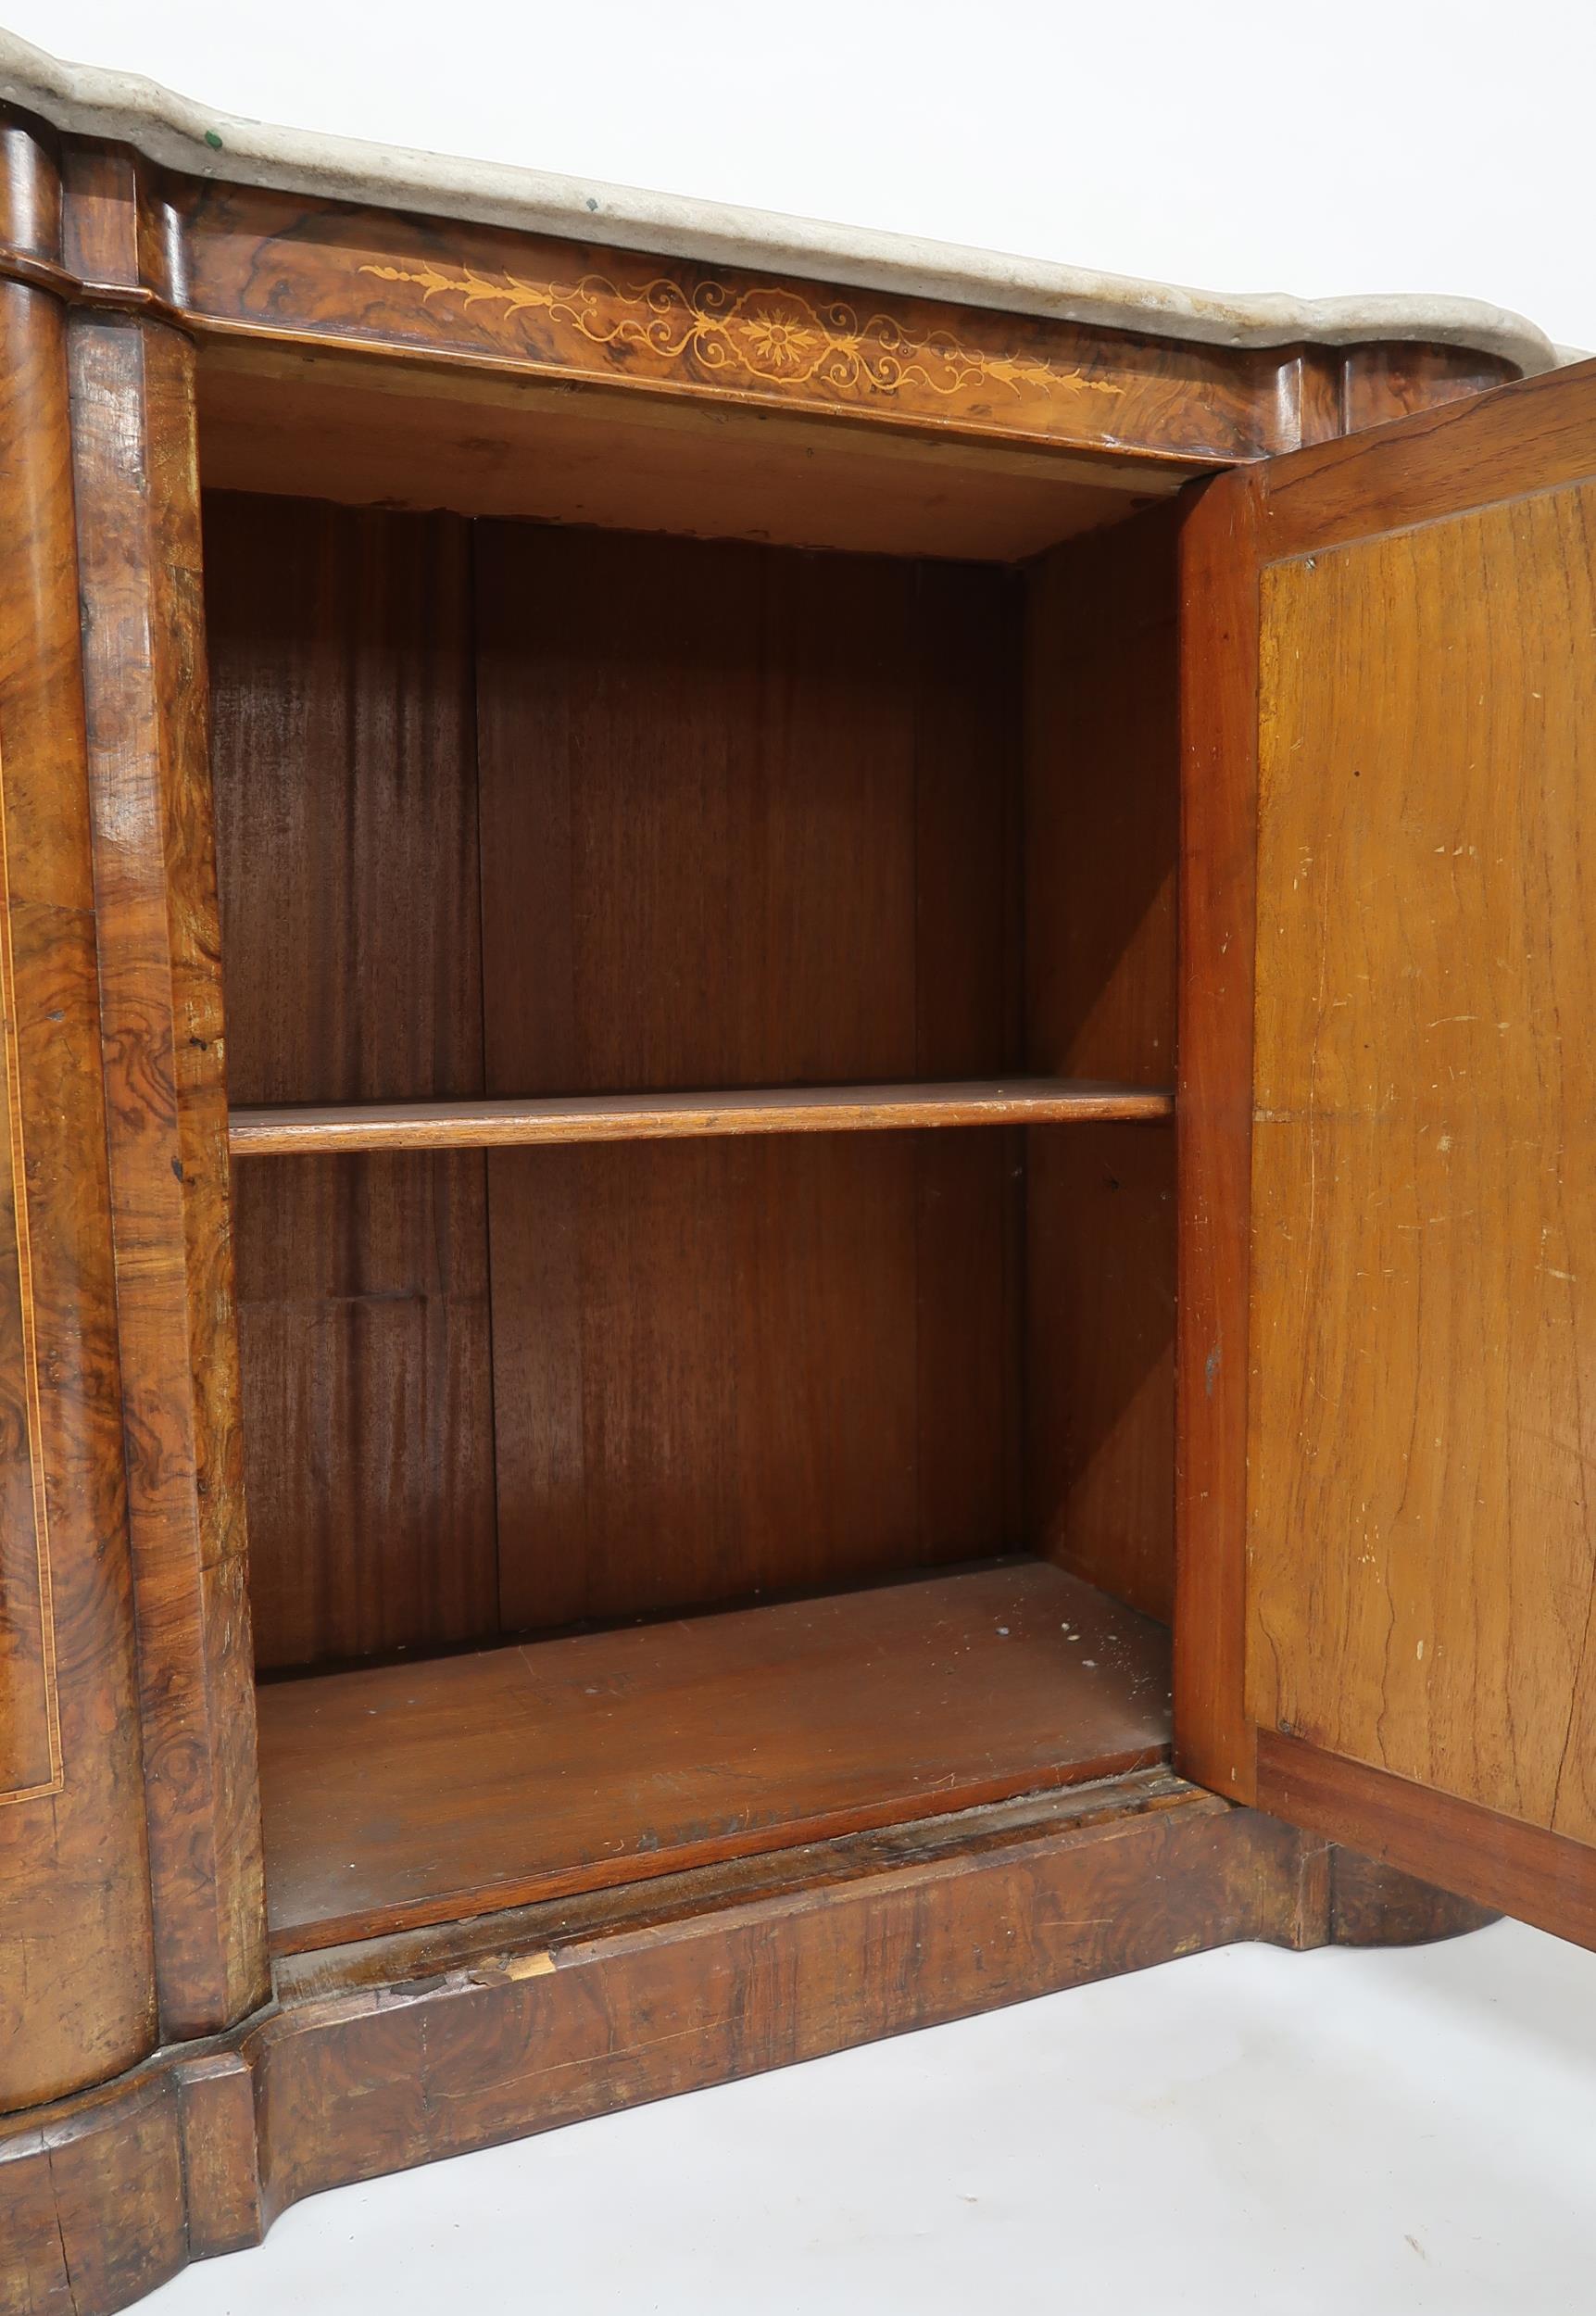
1177,357,1596,1948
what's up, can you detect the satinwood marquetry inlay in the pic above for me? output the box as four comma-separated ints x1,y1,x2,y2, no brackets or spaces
358,259,1126,409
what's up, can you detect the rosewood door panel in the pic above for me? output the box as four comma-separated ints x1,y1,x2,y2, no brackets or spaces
1178,358,1596,1945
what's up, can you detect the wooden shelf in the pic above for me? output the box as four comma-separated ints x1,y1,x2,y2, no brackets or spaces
229,1076,1175,1156
257,1561,1172,1955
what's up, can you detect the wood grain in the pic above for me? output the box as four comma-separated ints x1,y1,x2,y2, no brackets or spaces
1324,1834,1499,1948
1024,505,1181,1089
207,493,483,1111
207,494,496,1669
0,2074,189,2316
487,1134,970,1627
70,310,269,2040
1028,1125,1177,1621
1248,480,1596,1842
475,524,1012,1094
1174,356,1596,1922
257,1560,1170,1949
230,1153,496,1672
197,339,1180,564
0,113,63,271
0,278,158,2109
0,687,57,1821
174,178,1287,466
1024,506,1182,1622
0,2041,263,2316
1338,341,1516,434
6,1769,1381,2314
212,508,1037,1656
174,2051,264,2258
1173,472,1264,1799
1259,1732,1592,1950
475,523,1022,1630
1260,351,1596,560
230,1077,1174,1153
1273,341,1514,451
59,139,144,295
249,1781,1296,2215
0,113,1542,2302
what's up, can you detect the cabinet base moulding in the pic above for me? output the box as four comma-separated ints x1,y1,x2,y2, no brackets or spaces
0,1771,1492,2316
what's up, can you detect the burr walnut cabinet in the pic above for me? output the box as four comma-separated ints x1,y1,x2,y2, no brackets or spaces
0,38,1592,2310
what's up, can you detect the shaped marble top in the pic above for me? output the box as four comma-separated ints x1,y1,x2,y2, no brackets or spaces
0,29,1559,377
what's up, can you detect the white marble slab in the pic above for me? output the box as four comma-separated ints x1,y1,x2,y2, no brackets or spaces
0,29,1559,376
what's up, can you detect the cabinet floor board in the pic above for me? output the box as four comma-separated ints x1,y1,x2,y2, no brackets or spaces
257,1561,1172,1953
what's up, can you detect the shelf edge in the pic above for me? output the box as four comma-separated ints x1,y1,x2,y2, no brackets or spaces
229,1079,1176,1156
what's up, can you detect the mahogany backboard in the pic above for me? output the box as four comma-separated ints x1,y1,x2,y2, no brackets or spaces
208,490,1178,1668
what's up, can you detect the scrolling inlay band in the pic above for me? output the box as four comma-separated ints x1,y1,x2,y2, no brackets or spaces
359,259,1125,407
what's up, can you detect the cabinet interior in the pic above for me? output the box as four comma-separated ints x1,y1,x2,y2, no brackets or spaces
200,356,1185,1955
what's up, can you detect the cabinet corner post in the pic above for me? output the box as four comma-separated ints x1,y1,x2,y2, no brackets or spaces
0,130,160,2114
64,157,270,2043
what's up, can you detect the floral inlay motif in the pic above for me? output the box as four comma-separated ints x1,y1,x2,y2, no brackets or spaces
358,260,1122,406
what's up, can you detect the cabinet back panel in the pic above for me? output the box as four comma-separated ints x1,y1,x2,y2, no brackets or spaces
207,494,484,1108
475,523,1018,1092
208,495,495,1668
232,1152,497,1670
490,1132,1014,1630
208,495,1023,1663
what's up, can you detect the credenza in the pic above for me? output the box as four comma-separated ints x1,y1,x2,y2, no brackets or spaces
0,30,1590,2311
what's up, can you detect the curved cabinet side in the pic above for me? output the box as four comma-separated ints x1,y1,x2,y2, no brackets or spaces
69,293,270,2042
0,270,158,2107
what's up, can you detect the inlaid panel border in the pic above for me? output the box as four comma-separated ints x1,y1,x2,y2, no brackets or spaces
0,736,64,1805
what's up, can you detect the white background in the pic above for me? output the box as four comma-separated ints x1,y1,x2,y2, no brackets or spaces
19,6,1596,2310
10,0,1596,351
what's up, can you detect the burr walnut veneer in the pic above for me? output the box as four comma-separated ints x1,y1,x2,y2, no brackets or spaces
0,77,1590,2313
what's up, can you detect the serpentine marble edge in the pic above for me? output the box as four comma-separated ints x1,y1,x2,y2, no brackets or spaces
0,27,1562,376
